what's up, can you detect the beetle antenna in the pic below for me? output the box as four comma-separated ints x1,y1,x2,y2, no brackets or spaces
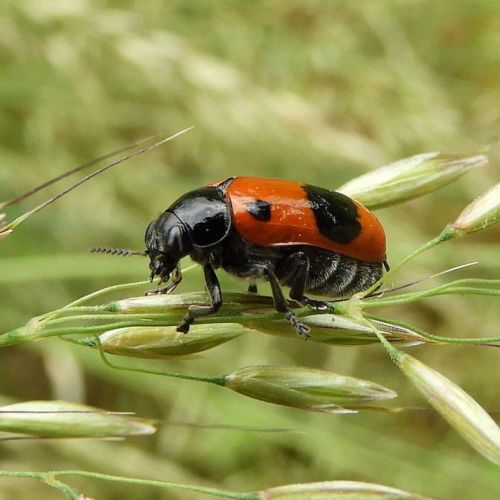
0,134,164,209
89,247,147,257
0,126,194,233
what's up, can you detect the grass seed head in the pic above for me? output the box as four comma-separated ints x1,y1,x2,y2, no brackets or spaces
448,181,500,237
251,314,429,346
98,324,249,358
338,152,487,210
0,228,12,241
258,480,432,499
394,352,500,465
0,400,156,438
224,365,397,413
111,291,274,313
0,213,11,240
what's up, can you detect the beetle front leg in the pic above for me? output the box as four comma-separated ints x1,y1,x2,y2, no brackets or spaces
177,263,222,333
287,252,334,311
146,265,183,295
266,267,310,339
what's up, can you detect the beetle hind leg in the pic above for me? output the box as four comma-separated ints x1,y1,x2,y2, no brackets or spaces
266,268,310,339
287,252,335,312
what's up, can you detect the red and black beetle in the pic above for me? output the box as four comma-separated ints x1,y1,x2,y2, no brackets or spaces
144,177,388,337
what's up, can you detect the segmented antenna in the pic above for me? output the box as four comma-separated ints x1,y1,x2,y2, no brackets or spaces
89,247,147,257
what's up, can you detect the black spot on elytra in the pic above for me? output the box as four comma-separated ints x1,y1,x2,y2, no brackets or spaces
303,185,362,244
246,199,271,221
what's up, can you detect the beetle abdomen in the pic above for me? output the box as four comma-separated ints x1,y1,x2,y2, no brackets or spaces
278,247,383,298
308,254,382,297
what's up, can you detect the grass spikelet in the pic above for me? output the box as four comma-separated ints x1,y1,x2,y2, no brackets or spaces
377,338,500,465
224,366,397,413
252,314,430,346
338,152,487,209
0,401,156,439
0,228,12,240
258,480,432,499
447,181,500,237
96,323,252,358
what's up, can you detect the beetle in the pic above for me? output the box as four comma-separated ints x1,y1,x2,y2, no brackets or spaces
144,176,388,338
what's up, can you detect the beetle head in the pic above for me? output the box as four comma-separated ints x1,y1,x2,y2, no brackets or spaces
145,187,231,283
145,212,191,283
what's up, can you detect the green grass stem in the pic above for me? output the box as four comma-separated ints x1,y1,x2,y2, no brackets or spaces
0,469,255,499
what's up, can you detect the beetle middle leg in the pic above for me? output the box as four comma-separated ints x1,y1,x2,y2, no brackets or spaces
177,263,222,333
286,252,334,311
266,267,310,339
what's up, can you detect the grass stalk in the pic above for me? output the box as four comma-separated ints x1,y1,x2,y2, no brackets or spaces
0,469,255,499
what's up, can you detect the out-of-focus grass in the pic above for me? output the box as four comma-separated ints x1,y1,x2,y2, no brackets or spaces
0,1,499,499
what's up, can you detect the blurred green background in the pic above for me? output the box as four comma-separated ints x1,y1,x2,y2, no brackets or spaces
0,1,499,498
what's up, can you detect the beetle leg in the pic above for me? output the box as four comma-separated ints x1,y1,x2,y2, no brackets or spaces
247,280,258,294
266,267,310,339
170,264,183,291
177,263,222,333
288,252,334,312
146,284,172,295
146,265,183,295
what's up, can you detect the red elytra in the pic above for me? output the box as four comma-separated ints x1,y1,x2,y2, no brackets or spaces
211,177,386,263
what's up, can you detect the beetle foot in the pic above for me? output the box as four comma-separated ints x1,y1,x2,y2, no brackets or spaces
176,318,191,334
284,311,311,340
146,286,169,296
301,298,334,312
145,282,179,296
